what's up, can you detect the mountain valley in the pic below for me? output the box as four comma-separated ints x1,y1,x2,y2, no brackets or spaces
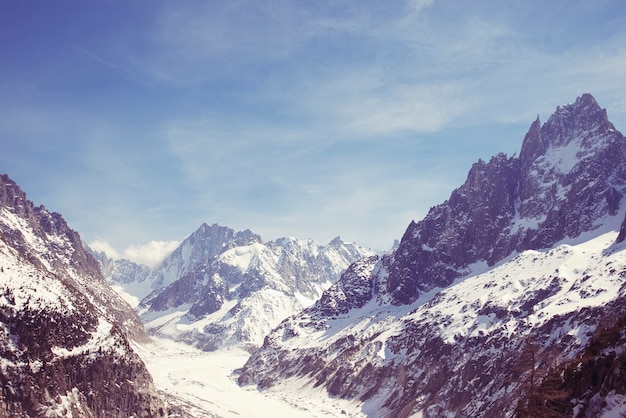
2,93,626,417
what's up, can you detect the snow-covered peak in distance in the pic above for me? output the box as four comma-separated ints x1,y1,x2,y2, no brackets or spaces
137,231,376,352
92,222,264,304
148,222,262,290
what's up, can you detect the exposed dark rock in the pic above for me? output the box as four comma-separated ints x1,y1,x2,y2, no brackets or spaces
314,256,379,317
0,174,165,416
385,93,626,305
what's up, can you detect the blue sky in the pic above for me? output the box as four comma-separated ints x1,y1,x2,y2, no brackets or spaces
2,1,626,265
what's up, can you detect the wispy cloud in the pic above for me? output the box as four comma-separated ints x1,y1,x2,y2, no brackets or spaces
3,0,626,252
123,240,180,268
88,238,179,268
119,0,626,138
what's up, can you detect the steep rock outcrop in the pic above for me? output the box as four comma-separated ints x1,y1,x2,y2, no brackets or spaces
516,301,626,417
0,174,164,417
386,93,626,305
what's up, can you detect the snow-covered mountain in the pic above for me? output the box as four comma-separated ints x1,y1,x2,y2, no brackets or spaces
137,228,376,352
147,223,262,291
0,174,164,416
239,94,626,417
92,223,262,305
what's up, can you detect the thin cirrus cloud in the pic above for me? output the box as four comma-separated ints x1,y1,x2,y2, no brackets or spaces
2,0,626,256
136,1,626,136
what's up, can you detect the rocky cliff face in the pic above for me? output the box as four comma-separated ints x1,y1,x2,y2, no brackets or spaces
385,93,626,306
516,304,626,417
239,94,626,417
0,174,164,417
137,231,375,352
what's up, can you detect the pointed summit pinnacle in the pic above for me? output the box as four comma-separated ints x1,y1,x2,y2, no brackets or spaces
541,93,615,147
519,115,545,171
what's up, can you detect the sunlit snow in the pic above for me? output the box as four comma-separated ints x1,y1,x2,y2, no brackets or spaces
134,338,366,417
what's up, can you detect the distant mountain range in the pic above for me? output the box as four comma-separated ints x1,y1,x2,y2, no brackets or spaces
94,224,376,352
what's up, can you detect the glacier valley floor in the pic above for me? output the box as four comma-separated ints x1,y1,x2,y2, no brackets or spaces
133,338,367,418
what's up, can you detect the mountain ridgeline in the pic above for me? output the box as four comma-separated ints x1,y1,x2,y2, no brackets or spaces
386,93,625,305
239,94,626,417
4,93,626,417
0,174,164,417
96,222,376,352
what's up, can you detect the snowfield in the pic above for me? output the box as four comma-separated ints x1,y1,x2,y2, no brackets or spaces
134,338,366,418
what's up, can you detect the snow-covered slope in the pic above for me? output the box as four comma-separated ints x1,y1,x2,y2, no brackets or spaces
242,227,626,417
239,94,626,417
0,174,164,416
140,234,376,352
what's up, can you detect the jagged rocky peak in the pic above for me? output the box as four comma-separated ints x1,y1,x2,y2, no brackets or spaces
171,222,263,269
0,174,164,416
147,222,262,290
190,222,262,255
520,93,617,170
384,93,626,305
238,95,626,417
0,175,147,341
0,174,34,218
519,116,543,171
138,231,375,352
541,92,615,148
0,175,100,280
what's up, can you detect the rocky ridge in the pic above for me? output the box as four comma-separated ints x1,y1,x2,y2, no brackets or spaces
238,94,626,417
0,174,164,417
386,93,625,305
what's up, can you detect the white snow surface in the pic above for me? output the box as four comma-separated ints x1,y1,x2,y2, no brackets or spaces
408,230,625,348
596,392,626,418
0,243,76,313
134,337,366,418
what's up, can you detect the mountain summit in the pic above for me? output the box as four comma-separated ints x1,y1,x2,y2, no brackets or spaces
239,94,626,417
96,220,375,352
138,232,375,352
385,93,626,305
